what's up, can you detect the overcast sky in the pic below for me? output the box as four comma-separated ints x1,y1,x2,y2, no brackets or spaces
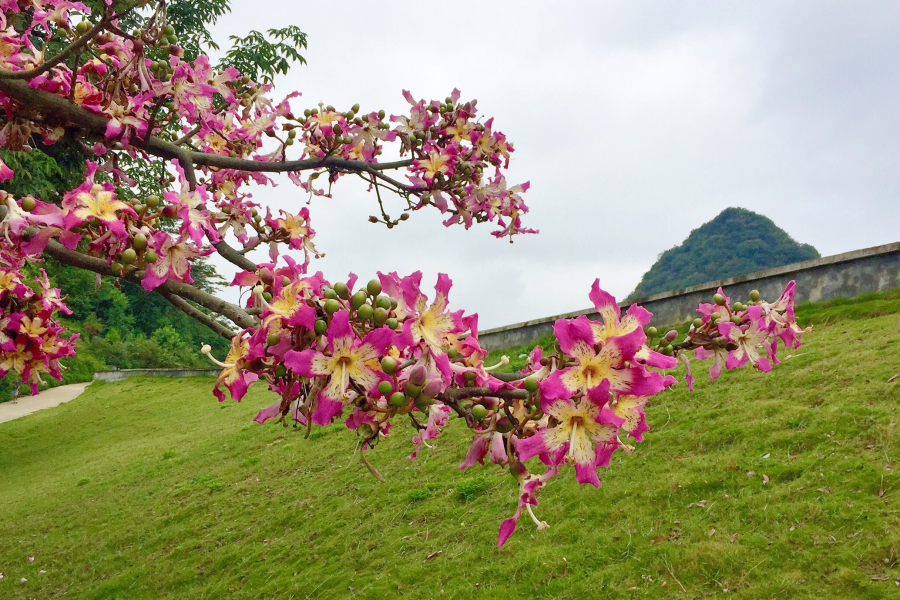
206,1,900,329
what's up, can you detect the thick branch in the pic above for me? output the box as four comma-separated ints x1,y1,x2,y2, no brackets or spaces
439,387,529,401
159,289,237,340
43,239,257,330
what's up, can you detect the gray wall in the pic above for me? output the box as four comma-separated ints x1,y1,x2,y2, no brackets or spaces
94,369,220,382
478,241,900,351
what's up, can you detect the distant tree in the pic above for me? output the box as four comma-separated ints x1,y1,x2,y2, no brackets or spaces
627,207,819,301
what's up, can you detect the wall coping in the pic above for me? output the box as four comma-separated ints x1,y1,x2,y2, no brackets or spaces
94,368,220,380
479,241,900,337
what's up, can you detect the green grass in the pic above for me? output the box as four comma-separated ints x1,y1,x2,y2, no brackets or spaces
2,293,900,598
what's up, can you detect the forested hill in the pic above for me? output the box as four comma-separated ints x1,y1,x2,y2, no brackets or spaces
626,207,819,301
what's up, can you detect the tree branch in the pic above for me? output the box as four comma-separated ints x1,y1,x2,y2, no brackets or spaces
158,289,237,340
0,18,112,81
42,239,257,330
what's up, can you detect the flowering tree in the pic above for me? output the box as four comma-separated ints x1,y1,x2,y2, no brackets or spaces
0,0,807,545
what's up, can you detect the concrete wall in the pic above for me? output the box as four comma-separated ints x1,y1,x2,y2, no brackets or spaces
94,368,220,382
478,241,900,352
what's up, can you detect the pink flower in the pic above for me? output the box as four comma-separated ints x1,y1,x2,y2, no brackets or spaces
717,305,772,372
517,384,623,487
284,311,392,425
141,233,211,291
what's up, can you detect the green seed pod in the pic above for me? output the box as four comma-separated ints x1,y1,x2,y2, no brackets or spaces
646,326,658,337
324,299,342,314
713,293,726,306
314,319,328,335
366,279,382,296
333,281,350,299
524,376,539,393
143,250,158,263
20,197,36,212
471,404,487,420
385,318,398,330
350,290,367,310
381,356,398,374
323,287,338,300
120,248,137,264
357,304,374,321
389,392,407,407
133,233,147,251
266,332,281,346
749,289,761,302
377,381,393,396
373,307,389,325
375,296,392,310
145,194,159,209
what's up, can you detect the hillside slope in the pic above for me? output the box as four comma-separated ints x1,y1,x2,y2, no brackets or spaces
628,207,819,301
1,292,899,599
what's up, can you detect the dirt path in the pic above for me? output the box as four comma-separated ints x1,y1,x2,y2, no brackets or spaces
0,382,92,424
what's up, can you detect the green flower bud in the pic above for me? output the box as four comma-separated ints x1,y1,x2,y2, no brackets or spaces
381,356,398,374
351,103,360,113
524,376,539,393
350,290,368,310
357,304,374,321
143,249,158,263
713,293,726,306
120,248,137,264
133,232,147,251
314,319,328,335
646,326,658,337
389,392,407,407
262,292,273,302
266,332,281,346
662,345,674,356
373,307,389,325
464,371,477,381
385,318,398,330
21,197,36,212
731,315,742,324
333,281,350,299
471,404,487,420
163,24,176,35
377,109,385,119
324,299,342,314
447,347,460,359
375,296,392,310
749,289,761,302
693,318,703,329
366,279,382,296
323,287,338,300
145,194,159,209
405,382,422,398
732,302,745,312
274,364,287,378
377,381,393,396
282,276,291,286
111,262,123,273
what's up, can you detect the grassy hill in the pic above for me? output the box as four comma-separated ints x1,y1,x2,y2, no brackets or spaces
1,291,899,599
627,208,820,301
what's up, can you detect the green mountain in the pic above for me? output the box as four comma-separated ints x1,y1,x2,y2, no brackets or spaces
627,207,819,301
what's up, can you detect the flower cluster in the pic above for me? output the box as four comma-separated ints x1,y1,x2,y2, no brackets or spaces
0,0,532,293
0,265,76,393
205,269,803,546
